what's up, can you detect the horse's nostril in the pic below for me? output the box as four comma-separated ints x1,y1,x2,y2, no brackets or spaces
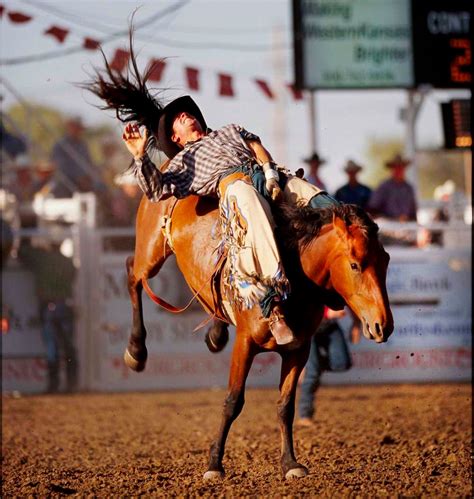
375,323,381,336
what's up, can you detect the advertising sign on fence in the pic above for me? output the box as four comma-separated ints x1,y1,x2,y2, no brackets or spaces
2,245,471,393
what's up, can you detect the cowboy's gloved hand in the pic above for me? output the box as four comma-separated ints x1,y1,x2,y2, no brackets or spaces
266,178,282,201
264,168,282,201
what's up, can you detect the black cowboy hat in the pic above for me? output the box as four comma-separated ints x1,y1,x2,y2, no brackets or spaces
303,152,326,165
157,96,207,159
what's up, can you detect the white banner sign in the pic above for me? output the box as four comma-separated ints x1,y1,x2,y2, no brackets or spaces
294,0,414,88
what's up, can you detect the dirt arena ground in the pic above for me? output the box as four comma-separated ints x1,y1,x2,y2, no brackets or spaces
2,383,471,497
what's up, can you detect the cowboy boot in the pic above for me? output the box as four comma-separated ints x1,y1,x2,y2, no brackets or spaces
205,319,229,353
268,304,295,345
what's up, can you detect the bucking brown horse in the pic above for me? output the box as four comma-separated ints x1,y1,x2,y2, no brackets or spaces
124,171,393,480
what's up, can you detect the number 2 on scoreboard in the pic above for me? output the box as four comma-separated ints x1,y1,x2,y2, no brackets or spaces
450,38,471,83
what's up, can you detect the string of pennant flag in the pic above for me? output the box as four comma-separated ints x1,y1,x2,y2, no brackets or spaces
0,4,305,101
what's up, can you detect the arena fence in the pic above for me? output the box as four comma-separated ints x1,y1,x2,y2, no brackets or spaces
2,196,471,393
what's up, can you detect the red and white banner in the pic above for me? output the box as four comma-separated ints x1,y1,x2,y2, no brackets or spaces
1,4,307,102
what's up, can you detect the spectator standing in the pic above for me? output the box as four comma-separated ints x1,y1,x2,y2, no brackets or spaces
297,308,352,426
334,159,372,209
368,154,417,221
303,152,327,190
50,116,98,197
18,239,78,393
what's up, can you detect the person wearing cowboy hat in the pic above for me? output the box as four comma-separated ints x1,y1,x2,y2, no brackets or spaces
368,153,417,221
302,151,327,190
86,41,339,346
50,115,99,198
334,159,372,209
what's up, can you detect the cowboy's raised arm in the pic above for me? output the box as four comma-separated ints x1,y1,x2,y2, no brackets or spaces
122,123,164,201
123,123,179,202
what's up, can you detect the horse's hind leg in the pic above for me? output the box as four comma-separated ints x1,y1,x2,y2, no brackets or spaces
204,329,255,480
277,346,311,479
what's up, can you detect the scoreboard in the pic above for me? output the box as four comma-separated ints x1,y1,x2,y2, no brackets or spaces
441,99,471,149
412,0,472,88
293,0,472,89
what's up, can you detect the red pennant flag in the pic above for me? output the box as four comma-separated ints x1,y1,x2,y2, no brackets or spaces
44,25,69,43
8,11,32,23
148,59,166,82
287,83,303,101
185,67,200,91
110,49,130,72
255,79,274,99
0,5,5,17
218,73,234,97
83,37,101,50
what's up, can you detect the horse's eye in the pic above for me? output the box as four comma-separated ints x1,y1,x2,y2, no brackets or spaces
350,263,359,271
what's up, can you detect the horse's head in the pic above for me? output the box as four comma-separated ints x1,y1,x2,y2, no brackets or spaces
278,203,393,343
326,207,393,343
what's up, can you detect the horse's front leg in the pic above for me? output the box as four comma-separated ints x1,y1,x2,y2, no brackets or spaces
123,256,149,371
278,344,311,479
123,247,171,371
204,329,256,480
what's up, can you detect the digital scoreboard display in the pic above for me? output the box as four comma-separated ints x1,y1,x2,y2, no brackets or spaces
293,0,472,89
441,99,471,149
412,0,472,89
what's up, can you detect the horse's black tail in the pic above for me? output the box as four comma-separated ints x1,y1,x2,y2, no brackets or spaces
81,25,166,153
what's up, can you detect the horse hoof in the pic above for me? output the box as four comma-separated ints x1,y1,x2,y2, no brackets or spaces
285,466,308,479
123,349,146,372
203,470,225,481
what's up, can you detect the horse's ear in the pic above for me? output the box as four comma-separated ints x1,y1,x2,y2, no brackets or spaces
332,213,347,236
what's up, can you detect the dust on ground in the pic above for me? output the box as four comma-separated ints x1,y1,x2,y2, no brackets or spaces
2,383,471,497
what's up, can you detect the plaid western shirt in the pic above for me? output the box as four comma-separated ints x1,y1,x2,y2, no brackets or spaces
133,123,260,201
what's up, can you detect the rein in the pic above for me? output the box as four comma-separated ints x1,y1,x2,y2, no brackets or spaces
142,195,227,331
142,278,206,314
142,250,225,331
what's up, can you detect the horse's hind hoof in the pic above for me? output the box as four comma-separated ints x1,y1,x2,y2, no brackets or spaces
285,466,308,479
123,348,147,372
203,470,225,481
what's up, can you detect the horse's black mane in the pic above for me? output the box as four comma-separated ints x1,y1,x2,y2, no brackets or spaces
81,26,166,158
275,203,379,250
